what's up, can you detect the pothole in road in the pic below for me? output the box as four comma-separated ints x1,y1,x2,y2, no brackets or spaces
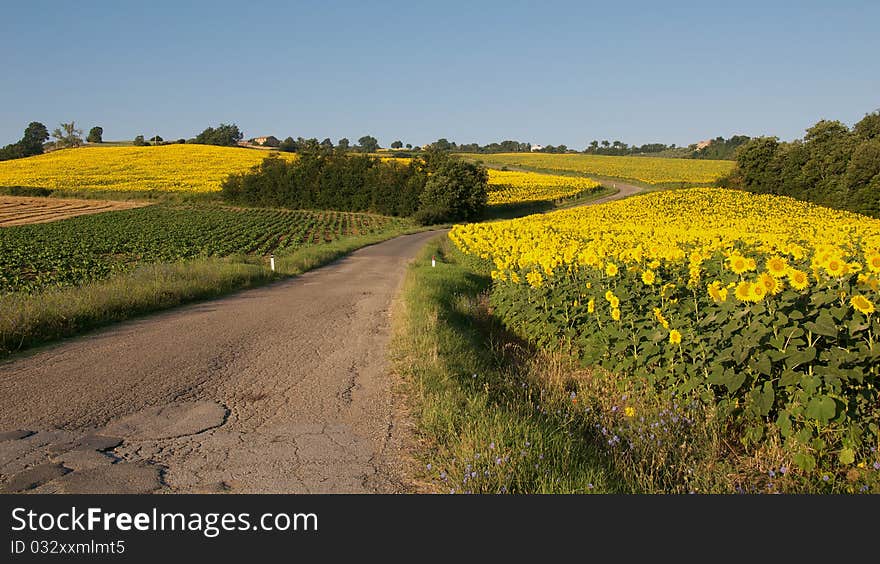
101,400,229,440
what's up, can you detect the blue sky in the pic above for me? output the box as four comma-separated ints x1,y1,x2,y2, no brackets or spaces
2,1,878,148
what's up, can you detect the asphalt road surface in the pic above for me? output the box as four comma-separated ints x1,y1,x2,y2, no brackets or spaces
0,230,443,493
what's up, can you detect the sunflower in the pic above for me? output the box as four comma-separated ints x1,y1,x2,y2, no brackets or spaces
758,272,782,295
750,282,767,302
653,307,670,329
707,280,728,303
867,251,880,273
850,295,875,315
587,298,595,314
734,281,753,301
766,256,788,277
825,258,844,277
605,262,619,277
526,270,544,288
609,295,620,309
729,254,750,275
788,268,809,290
641,269,656,285
669,329,682,345
611,308,621,321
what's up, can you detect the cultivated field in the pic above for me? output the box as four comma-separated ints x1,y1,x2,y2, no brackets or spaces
486,170,602,205
0,205,402,293
0,145,297,193
464,152,734,186
450,188,880,492
0,195,148,227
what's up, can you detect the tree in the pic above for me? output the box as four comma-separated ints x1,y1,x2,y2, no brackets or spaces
194,123,243,146
391,140,403,149
854,111,880,141
133,135,147,146
51,121,84,149
357,135,379,153
320,137,334,149
0,122,49,161
278,136,297,152
87,126,103,143
405,143,412,149
337,138,350,151
415,158,488,224
150,135,163,144
601,140,610,148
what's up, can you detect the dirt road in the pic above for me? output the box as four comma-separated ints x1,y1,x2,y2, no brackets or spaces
589,180,643,205
0,230,442,493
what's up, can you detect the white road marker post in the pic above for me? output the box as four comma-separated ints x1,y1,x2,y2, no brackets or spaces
270,254,276,272
432,255,436,268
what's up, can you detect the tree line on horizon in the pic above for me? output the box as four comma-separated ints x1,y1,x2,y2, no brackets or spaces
725,111,880,218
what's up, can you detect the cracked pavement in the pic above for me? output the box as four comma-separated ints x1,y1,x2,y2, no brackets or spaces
0,230,443,494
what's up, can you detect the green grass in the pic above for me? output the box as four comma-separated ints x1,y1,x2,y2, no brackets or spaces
0,224,424,359
391,237,624,493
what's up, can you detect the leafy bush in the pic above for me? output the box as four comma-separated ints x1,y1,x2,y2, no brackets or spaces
221,150,488,222
194,123,243,147
417,159,488,223
221,150,426,216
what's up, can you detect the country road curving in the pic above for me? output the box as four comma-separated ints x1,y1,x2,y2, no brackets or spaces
0,230,444,493
0,182,643,495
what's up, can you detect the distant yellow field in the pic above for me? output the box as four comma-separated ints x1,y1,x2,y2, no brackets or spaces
486,170,601,205
0,145,295,193
464,153,734,185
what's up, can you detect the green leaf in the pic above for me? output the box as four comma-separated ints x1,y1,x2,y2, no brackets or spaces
838,448,855,465
793,452,816,472
805,395,837,423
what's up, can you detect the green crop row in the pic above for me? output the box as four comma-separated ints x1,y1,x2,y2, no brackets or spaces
0,204,401,294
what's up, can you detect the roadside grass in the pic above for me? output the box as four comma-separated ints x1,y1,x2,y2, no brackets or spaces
392,237,805,493
391,237,626,493
0,224,424,359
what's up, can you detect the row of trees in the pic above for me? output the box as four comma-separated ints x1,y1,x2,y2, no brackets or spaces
0,121,109,161
221,148,488,224
726,111,880,217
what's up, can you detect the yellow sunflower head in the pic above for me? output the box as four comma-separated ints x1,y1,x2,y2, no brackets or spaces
669,329,682,345
605,262,619,277
750,282,767,301
766,256,788,277
587,298,595,314
758,272,782,295
850,295,875,315
735,281,753,301
611,308,621,321
641,269,656,285
867,252,880,273
788,269,809,291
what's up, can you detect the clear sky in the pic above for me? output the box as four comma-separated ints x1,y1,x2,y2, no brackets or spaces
2,0,878,148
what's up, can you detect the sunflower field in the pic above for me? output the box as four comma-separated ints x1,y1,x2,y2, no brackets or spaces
0,145,297,193
464,152,734,185
450,188,880,487
486,170,602,205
